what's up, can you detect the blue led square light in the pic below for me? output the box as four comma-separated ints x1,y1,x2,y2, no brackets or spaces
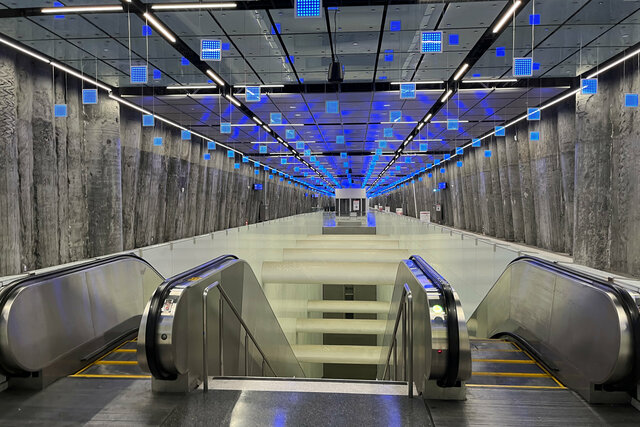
259,145,267,154
201,39,222,61
204,153,211,160
269,174,273,179
310,156,317,162
456,147,463,155
400,83,416,99
444,154,451,160
447,119,458,130
304,149,311,156
182,130,191,140
379,141,387,148
142,25,152,36
294,166,300,172
472,138,481,147
625,94,639,107
326,100,339,114
220,122,231,134
440,168,445,174
448,34,459,45
513,57,533,77
420,143,428,151
418,177,423,182
384,128,393,138
527,108,541,121
227,150,235,158
222,43,230,51
130,66,147,84
296,141,304,149
286,129,295,140
153,69,162,80
208,141,216,150
530,131,540,141
389,110,401,122
405,157,412,163
390,20,401,31
142,114,154,127
254,169,260,175
340,152,347,159
456,161,463,167
54,104,67,118
153,137,163,146
384,49,394,62
581,78,597,95
529,14,541,25
270,112,282,124
336,135,345,144
246,86,260,102
428,173,433,178
296,0,321,18
484,150,492,158
271,23,281,34
495,126,505,136
532,62,541,71
375,149,382,156
281,158,287,164
242,156,249,163
82,89,98,105
421,31,442,53
181,57,189,66
234,163,240,169
496,47,506,57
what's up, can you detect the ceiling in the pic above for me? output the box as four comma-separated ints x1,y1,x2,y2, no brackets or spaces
0,0,638,193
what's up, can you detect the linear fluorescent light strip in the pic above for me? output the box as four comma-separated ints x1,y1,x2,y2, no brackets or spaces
390,80,444,85
493,1,522,34
440,90,453,102
151,3,237,10
143,12,176,43
166,85,217,90
462,78,518,83
41,5,123,13
452,63,469,81
0,36,51,64
587,47,640,79
52,62,111,91
235,84,285,88
225,94,241,107
206,70,225,86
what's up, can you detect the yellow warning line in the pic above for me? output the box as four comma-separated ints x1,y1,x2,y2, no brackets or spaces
472,348,521,353
472,359,535,364
114,349,136,353
473,372,550,378
71,374,151,379
95,360,138,365
511,342,565,388
467,384,567,390
73,337,138,375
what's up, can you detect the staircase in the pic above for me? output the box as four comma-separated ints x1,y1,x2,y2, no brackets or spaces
261,234,406,378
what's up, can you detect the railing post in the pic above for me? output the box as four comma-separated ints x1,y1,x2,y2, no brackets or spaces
393,337,397,381
407,291,414,398
244,332,249,376
219,296,224,377
402,297,407,381
202,281,219,393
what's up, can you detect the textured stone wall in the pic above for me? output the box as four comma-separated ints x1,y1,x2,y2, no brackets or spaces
373,64,639,278
0,51,328,276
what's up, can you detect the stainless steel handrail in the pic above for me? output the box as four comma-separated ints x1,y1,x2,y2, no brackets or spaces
382,283,414,397
202,282,277,393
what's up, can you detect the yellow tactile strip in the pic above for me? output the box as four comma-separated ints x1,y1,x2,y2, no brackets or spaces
71,339,151,380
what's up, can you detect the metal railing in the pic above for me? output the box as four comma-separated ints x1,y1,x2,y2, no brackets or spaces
202,281,276,393
382,283,414,397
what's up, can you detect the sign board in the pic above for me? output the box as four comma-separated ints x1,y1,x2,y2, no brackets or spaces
420,211,431,222
352,200,360,211
385,206,391,213
396,208,403,215
435,204,441,212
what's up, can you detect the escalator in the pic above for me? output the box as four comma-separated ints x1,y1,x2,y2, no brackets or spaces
0,254,164,388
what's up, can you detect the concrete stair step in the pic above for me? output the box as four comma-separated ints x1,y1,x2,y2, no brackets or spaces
295,240,399,249
303,234,395,240
283,248,408,263
307,300,390,314
293,345,384,365
296,318,387,335
262,261,397,285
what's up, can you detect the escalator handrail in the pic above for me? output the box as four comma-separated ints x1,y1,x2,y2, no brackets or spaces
409,255,460,387
144,254,239,380
506,255,640,389
0,253,163,376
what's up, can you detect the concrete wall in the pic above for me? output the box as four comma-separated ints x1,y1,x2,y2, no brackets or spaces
0,51,328,276
373,64,639,278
